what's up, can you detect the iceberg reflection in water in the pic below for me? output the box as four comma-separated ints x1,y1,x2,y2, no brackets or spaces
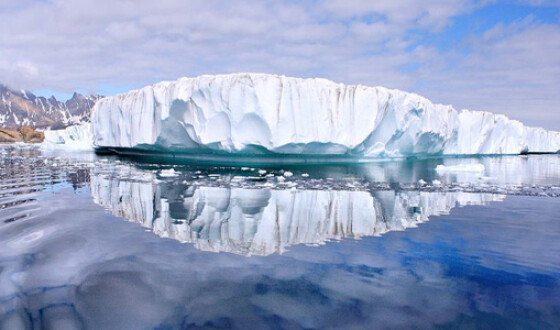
1,146,560,328
91,163,506,256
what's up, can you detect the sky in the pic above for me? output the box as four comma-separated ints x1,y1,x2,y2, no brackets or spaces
0,0,559,130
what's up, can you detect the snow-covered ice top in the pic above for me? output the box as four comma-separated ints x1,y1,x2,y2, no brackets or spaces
91,73,560,157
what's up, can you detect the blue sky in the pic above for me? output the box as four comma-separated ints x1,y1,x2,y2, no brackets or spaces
0,0,559,129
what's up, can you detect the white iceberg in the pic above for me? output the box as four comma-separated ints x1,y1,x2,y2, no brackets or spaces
42,123,93,151
159,168,178,177
87,73,560,158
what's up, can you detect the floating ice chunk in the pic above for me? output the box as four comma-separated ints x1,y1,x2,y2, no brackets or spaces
283,171,293,177
436,164,485,173
159,169,178,177
42,124,93,151
432,180,442,186
231,176,244,182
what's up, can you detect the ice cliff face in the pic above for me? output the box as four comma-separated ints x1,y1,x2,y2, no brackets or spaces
91,73,560,157
42,123,93,150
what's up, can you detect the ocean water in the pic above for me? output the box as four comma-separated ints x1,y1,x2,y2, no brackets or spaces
0,145,559,329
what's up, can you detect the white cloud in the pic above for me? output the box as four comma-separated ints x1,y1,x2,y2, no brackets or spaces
0,60,39,88
0,0,558,129
416,17,560,128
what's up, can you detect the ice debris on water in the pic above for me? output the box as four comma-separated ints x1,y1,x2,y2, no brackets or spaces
3,144,560,200
159,169,178,177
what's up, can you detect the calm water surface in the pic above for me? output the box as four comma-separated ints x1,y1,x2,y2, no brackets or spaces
0,145,559,329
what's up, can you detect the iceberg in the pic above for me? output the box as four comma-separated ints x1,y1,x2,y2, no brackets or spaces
89,73,560,158
42,123,93,151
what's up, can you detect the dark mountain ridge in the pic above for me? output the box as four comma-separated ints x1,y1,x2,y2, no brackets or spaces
0,84,102,130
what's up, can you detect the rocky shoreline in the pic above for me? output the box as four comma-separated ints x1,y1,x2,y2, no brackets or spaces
0,126,45,143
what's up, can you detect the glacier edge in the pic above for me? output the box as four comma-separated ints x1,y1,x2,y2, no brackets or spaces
89,73,560,158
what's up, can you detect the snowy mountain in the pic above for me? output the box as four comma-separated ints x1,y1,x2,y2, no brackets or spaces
89,73,560,157
0,84,102,130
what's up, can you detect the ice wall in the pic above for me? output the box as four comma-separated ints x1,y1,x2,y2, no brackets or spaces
91,73,560,157
42,123,93,150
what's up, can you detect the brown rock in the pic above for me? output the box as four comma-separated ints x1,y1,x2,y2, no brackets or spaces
20,125,45,143
0,129,23,143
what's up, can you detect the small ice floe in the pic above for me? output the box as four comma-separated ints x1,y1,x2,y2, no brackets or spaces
301,173,309,177
258,169,267,175
159,168,178,177
418,179,427,186
432,179,442,186
436,164,485,173
241,167,250,171
283,171,293,177
231,176,244,182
